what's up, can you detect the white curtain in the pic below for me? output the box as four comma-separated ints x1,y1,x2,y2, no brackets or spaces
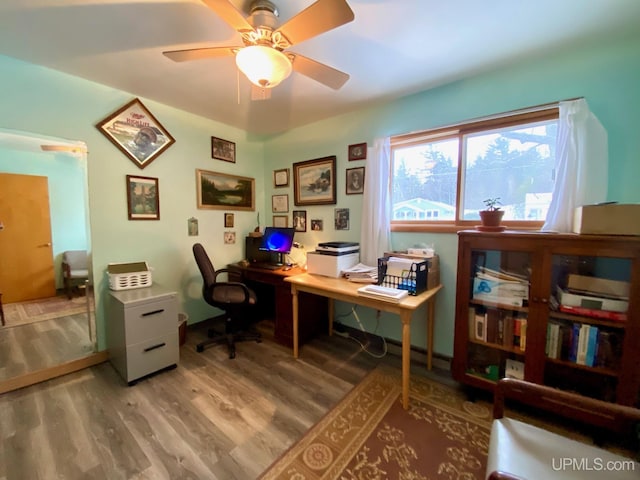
359,137,391,266
542,99,608,232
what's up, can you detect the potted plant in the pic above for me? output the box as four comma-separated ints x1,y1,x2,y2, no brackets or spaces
478,197,505,230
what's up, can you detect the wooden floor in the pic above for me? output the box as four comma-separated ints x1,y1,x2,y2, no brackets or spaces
0,320,438,480
0,313,94,382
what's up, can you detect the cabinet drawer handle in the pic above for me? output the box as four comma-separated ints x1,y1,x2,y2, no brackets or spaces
143,342,166,352
142,309,165,317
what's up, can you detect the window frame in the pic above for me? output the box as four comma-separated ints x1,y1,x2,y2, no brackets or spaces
390,107,559,233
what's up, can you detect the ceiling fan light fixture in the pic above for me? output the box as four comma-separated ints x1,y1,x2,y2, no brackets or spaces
235,45,292,88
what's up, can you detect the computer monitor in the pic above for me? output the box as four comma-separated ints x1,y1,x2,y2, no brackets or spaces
259,227,295,265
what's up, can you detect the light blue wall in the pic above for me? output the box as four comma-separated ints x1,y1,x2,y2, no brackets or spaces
263,33,640,357
1,31,638,358
0,148,87,288
0,55,267,351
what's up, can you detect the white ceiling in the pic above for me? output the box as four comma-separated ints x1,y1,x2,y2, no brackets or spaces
1,0,639,137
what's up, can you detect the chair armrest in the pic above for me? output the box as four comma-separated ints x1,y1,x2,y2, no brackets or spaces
487,472,526,480
493,378,640,435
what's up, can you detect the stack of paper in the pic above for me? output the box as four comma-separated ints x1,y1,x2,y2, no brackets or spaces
342,263,378,283
472,266,529,306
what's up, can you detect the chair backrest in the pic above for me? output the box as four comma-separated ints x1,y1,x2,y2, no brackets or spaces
63,250,88,269
193,243,217,288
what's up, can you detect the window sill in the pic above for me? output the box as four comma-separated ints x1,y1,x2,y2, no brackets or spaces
391,222,544,233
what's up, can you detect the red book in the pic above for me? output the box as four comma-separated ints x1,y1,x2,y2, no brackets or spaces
558,304,627,322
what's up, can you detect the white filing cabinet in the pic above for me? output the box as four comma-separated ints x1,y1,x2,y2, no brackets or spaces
107,285,179,385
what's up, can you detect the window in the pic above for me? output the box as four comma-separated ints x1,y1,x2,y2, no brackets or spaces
391,108,558,231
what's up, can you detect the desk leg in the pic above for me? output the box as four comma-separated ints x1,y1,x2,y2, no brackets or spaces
400,312,411,410
427,299,435,371
328,298,334,336
292,286,299,359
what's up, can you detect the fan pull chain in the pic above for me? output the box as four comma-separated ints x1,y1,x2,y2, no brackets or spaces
236,69,241,105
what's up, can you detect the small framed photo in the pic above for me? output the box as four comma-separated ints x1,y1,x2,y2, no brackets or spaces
335,208,350,230
96,98,175,169
293,210,307,232
346,166,365,195
274,168,290,188
224,213,234,228
348,142,367,161
273,215,288,228
211,136,236,163
224,231,236,244
310,219,323,231
126,175,160,220
272,194,289,213
188,217,199,236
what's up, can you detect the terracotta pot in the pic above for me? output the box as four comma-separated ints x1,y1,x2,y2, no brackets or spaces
479,210,504,227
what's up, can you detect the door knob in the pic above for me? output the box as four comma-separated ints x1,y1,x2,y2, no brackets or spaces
38,243,52,247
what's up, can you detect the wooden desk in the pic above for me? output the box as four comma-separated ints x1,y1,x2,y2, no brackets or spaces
285,274,442,410
228,264,328,347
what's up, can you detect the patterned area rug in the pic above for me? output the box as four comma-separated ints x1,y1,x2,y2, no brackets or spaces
2,294,90,328
260,365,492,480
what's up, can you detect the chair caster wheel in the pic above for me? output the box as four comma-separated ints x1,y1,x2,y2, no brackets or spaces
196,345,204,353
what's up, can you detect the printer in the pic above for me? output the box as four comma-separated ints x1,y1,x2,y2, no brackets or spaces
307,242,360,278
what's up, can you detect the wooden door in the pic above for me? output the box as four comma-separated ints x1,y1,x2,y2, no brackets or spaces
0,173,56,302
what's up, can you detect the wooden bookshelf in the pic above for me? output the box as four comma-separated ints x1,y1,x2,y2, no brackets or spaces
452,230,640,408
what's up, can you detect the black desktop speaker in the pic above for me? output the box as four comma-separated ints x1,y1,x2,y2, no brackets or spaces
245,236,271,264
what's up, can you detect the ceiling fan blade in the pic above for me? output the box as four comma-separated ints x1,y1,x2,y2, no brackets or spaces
290,53,349,90
163,46,238,62
201,0,253,32
276,0,354,46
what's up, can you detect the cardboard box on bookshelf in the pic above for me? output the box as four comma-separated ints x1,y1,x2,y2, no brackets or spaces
573,203,640,235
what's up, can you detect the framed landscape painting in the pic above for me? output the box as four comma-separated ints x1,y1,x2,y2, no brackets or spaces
293,156,336,206
196,169,255,211
126,175,159,220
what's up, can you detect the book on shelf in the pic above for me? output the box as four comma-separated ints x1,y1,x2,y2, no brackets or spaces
513,317,527,351
502,315,514,349
595,330,622,370
557,303,627,322
585,325,599,367
576,324,590,365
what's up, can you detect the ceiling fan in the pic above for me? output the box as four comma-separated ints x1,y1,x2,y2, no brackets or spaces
163,0,354,91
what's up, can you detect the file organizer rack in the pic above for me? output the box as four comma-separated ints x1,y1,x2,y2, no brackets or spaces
377,257,428,295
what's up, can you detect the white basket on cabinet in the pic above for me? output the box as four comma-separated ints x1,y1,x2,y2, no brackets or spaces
107,262,152,291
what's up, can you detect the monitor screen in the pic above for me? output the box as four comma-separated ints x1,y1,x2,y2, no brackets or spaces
259,227,295,254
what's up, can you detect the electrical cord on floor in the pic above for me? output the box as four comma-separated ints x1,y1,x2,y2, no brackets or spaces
335,305,387,359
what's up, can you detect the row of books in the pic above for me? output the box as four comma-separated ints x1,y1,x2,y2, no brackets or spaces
470,307,527,351
545,320,622,369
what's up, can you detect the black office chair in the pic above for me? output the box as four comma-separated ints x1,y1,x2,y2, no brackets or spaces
193,243,261,358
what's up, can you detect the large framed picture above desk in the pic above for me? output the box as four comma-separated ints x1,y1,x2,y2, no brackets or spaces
227,264,328,347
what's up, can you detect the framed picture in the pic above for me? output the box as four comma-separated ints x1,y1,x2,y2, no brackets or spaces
293,156,337,206
346,166,365,195
224,231,236,244
272,194,289,213
273,215,288,227
126,175,160,220
188,217,199,236
274,168,290,188
293,210,307,232
310,219,323,231
335,208,350,230
224,213,234,228
96,98,175,169
211,136,236,163
348,142,367,161
196,169,255,211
